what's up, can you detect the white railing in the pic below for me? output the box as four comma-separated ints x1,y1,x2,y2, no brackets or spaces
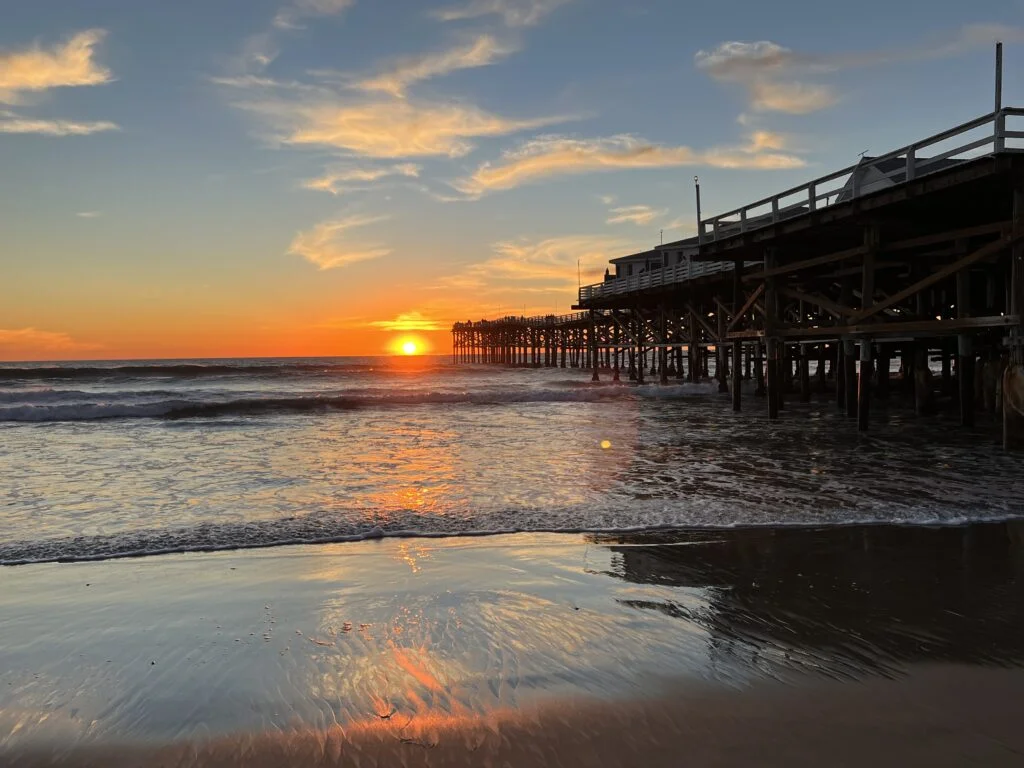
698,107,1024,245
578,259,746,302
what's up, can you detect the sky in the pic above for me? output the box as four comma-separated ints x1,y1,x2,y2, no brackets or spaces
1,0,1023,360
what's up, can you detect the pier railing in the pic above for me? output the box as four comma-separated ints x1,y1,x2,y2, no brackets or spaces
577,259,740,302
453,313,591,330
698,107,1024,244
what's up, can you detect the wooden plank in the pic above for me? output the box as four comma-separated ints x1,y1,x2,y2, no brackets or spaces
776,315,1020,339
726,285,765,333
779,287,857,319
848,231,1024,323
713,297,733,323
686,303,720,342
743,245,867,281
883,222,1009,253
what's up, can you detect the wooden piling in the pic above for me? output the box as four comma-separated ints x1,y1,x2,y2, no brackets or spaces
732,341,742,412
957,269,975,426
858,340,873,431
844,339,857,418
1006,181,1024,450
799,344,811,403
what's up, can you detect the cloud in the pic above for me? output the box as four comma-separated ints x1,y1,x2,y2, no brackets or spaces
302,162,421,194
606,204,666,226
0,29,112,104
436,234,640,295
696,24,1024,115
273,0,355,30
353,35,518,98
0,328,99,355
368,312,447,331
695,41,837,115
0,114,119,136
245,95,568,158
452,131,803,196
76,210,101,218
432,0,571,27
287,214,391,269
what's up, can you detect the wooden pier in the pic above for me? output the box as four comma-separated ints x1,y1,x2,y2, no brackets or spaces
453,101,1024,449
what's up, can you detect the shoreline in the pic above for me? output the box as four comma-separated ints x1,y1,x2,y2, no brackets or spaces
4,514,1024,568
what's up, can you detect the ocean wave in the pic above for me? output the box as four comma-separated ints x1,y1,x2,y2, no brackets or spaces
0,383,715,422
0,360,498,382
2,509,1019,566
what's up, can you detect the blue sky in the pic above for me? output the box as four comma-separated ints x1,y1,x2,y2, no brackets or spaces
1,0,1022,358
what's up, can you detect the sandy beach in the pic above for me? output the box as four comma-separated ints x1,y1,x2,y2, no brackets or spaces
3,523,1023,767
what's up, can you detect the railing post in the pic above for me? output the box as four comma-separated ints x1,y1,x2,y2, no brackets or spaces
995,109,1006,153
740,209,748,232
771,198,779,222
807,183,816,211
906,146,916,180
713,219,720,239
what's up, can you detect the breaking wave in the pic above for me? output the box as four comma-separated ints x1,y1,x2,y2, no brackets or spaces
2,503,1018,566
0,383,714,422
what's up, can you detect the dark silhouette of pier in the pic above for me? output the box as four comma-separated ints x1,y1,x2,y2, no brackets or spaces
453,51,1024,449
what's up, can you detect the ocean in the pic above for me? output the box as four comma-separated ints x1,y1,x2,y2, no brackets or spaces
1,356,1021,566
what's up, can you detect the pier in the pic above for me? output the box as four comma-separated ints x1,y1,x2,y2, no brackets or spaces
453,59,1024,449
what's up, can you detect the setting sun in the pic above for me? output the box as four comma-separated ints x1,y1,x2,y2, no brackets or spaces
402,341,418,355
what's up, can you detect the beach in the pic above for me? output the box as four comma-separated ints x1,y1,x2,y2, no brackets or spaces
3,523,1023,767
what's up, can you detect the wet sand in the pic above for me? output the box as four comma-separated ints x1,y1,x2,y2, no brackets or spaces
3,523,1024,766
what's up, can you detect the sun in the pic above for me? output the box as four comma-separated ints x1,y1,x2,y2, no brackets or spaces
401,340,419,355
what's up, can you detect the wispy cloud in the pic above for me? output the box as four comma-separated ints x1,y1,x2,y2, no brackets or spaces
287,214,391,269
244,95,569,158
436,234,641,296
697,23,1023,115
432,0,572,27
273,0,355,30
353,35,518,98
0,113,118,136
606,204,666,226
0,327,99,356
76,210,102,218
302,162,421,194
368,312,447,331
452,131,803,197
0,29,112,104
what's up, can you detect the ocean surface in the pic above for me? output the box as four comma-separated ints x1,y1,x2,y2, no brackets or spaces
2,355,1022,565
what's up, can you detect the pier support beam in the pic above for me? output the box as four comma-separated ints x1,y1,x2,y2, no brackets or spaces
767,338,782,419
844,339,857,418
754,343,766,397
590,312,600,383
659,307,669,385
1007,182,1024,450
732,341,742,412
836,343,846,410
799,344,811,403
957,269,974,427
858,340,873,431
